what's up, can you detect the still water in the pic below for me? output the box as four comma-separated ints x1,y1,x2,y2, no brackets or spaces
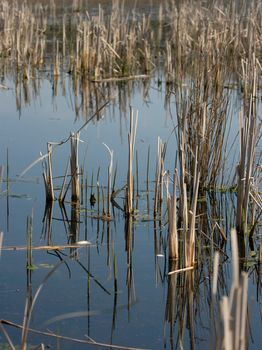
0,70,261,350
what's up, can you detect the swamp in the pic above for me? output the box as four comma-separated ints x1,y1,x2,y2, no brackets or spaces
0,0,261,349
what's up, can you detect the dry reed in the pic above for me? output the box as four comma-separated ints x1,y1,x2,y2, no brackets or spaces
42,143,55,202
125,107,138,215
153,137,166,216
1,0,261,85
167,171,178,260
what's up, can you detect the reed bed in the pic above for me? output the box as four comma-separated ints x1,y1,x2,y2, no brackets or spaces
0,0,262,83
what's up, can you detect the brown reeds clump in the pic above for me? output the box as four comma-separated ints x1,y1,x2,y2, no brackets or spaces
1,0,261,86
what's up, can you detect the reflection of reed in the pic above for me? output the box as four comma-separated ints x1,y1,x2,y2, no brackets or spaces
21,268,33,350
110,252,118,343
69,202,80,259
164,264,196,350
176,271,195,350
213,230,249,349
154,217,165,285
125,217,135,315
70,132,80,202
12,63,152,121
6,150,10,232
164,260,178,349
41,202,54,245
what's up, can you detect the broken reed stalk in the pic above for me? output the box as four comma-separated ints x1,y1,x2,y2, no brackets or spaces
70,132,80,202
212,229,249,350
43,143,55,202
125,107,138,216
167,170,178,260
236,55,258,237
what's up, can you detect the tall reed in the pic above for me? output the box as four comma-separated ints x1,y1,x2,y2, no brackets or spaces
153,137,166,216
125,107,138,216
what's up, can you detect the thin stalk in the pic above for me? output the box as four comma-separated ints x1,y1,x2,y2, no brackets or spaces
70,132,80,202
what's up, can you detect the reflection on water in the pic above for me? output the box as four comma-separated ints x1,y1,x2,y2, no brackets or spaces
0,69,261,349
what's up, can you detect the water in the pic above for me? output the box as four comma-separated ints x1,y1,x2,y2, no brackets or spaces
0,75,175,349
0,1,261,349
0,71,261,350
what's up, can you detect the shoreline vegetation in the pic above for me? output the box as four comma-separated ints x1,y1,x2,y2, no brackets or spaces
0,1,261,349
